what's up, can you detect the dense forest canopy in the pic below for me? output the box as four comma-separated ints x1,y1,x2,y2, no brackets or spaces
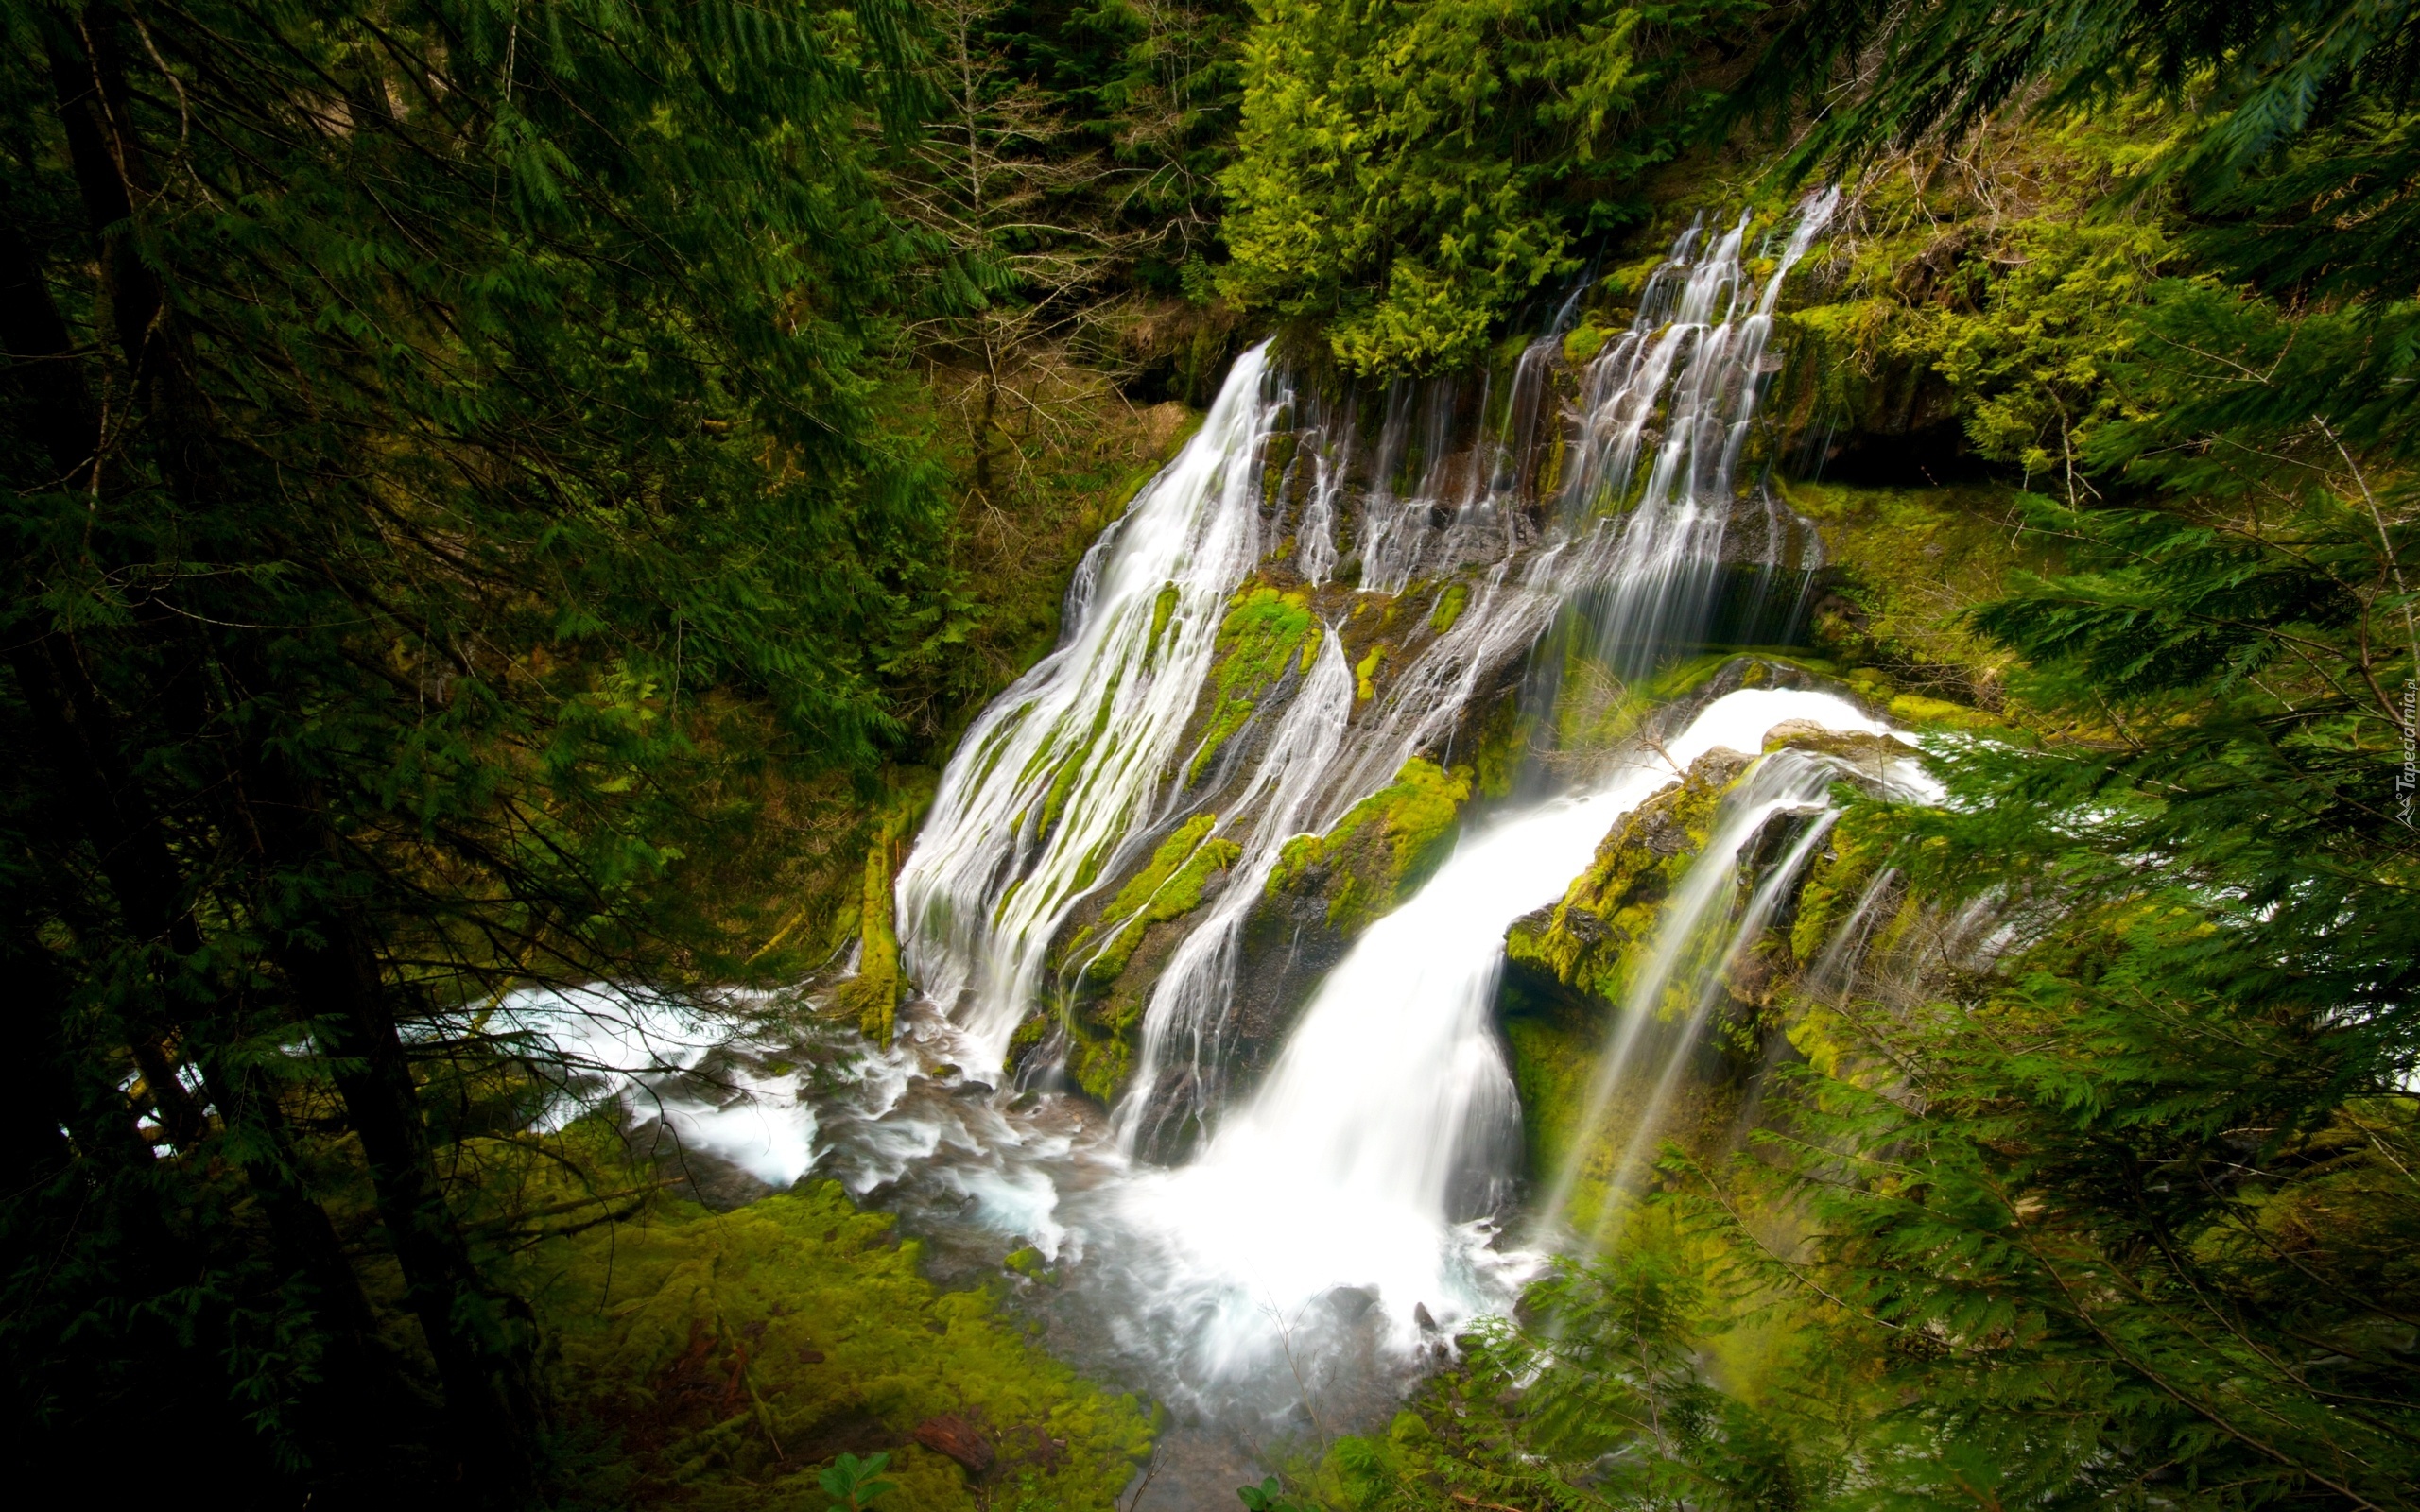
2,0,2414,1508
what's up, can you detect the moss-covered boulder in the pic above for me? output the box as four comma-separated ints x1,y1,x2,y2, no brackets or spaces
1503,747,1749,1010
1264,756,1472,936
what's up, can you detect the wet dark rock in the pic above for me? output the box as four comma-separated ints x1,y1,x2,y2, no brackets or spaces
1413,1302,1438,1332
1325,1285,1377,1321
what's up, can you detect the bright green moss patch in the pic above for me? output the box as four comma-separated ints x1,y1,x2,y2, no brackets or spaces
1144,580,1181,668
1070,815,1241,988
521,1181,1152,1512
1887,692,2001,730
1354,644,1387,701
1185,583,1319,781
1214,585,1315,696
1502,749,1741,1010
1267,758,1472,935
1428,580,1469,634
1562,319,1611,366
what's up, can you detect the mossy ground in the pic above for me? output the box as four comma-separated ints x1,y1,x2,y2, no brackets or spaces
510,1160,1152,1512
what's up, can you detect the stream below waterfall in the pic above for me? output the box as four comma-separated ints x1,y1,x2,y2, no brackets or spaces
508,189,1935,1507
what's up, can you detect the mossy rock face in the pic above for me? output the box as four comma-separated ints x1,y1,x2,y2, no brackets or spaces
1014,815,1244,1105
1504,747,1749,1011
1110,755,1489,1158
1264,757,1472,936
523,1180,1153,1512
1185,582,1320,784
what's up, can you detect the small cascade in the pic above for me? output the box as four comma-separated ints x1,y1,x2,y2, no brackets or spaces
1804,864,1905,1005
1112,629,1357,1151
897,343,1283,1076
1554,191,1839,673
1535,732,1937,1246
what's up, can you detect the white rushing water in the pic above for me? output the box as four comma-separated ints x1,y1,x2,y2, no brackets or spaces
896,343,1283,1077
1101,686,1899,1376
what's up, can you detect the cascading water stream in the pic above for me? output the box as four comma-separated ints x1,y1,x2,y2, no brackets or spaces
1111,628,1357,1150
1100,687,1909,1382
896,343,1283,1077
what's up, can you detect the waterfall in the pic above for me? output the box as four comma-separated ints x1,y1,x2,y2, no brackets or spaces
852,190,1875,1433
1100,688,1896,1383
901,190,1842,1100
1556,191,1839,672
1112,628,1357,1149
1536,739,1933,1246
896,343,1282,1076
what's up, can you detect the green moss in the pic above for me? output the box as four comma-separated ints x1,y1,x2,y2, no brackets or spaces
1144,580,1181,668
1562,319,1611,366
1550,649,1746,761
1887,692,2002,730
1471,696,1527,799
1502,750,1740,1010
837,802,913,1042
1214,585,1315,695
1499,986,1600,1186
1069,815,1242,987
1788,809,1895,966
1354,644,1387,701
521,1180,1152,1512
1265,757,1472,935
1003,1246,1046,1279
1428,580,1469,634
1783,477,2040,709
1185,583,1319,782
1035,676,1125,837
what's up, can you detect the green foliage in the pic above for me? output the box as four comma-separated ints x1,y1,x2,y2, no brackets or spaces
1741,1,2420,304
1237,1473,1318,1511
1328,1247,1828,1512
822,1452,899,1511
0,0,972,1490
1220,0,1754,374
